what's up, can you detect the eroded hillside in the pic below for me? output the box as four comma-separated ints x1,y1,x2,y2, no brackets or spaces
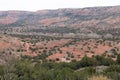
0,6,120,38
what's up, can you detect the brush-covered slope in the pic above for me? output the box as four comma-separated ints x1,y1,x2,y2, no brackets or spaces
0,6,120,38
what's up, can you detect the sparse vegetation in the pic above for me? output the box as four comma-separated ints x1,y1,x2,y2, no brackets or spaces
88,75,111,80
0,6,120,80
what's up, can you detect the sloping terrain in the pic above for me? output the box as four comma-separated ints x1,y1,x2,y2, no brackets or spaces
9,34,119,63
0,34,38,64
0,6,120,63
0,6,120,38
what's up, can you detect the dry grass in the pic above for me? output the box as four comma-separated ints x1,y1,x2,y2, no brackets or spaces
88,75,111,80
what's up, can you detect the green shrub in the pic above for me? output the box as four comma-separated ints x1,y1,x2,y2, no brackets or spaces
78,56,98,67
105,65,120,73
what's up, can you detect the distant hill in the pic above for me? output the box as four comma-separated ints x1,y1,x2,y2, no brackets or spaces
0,6,120,38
